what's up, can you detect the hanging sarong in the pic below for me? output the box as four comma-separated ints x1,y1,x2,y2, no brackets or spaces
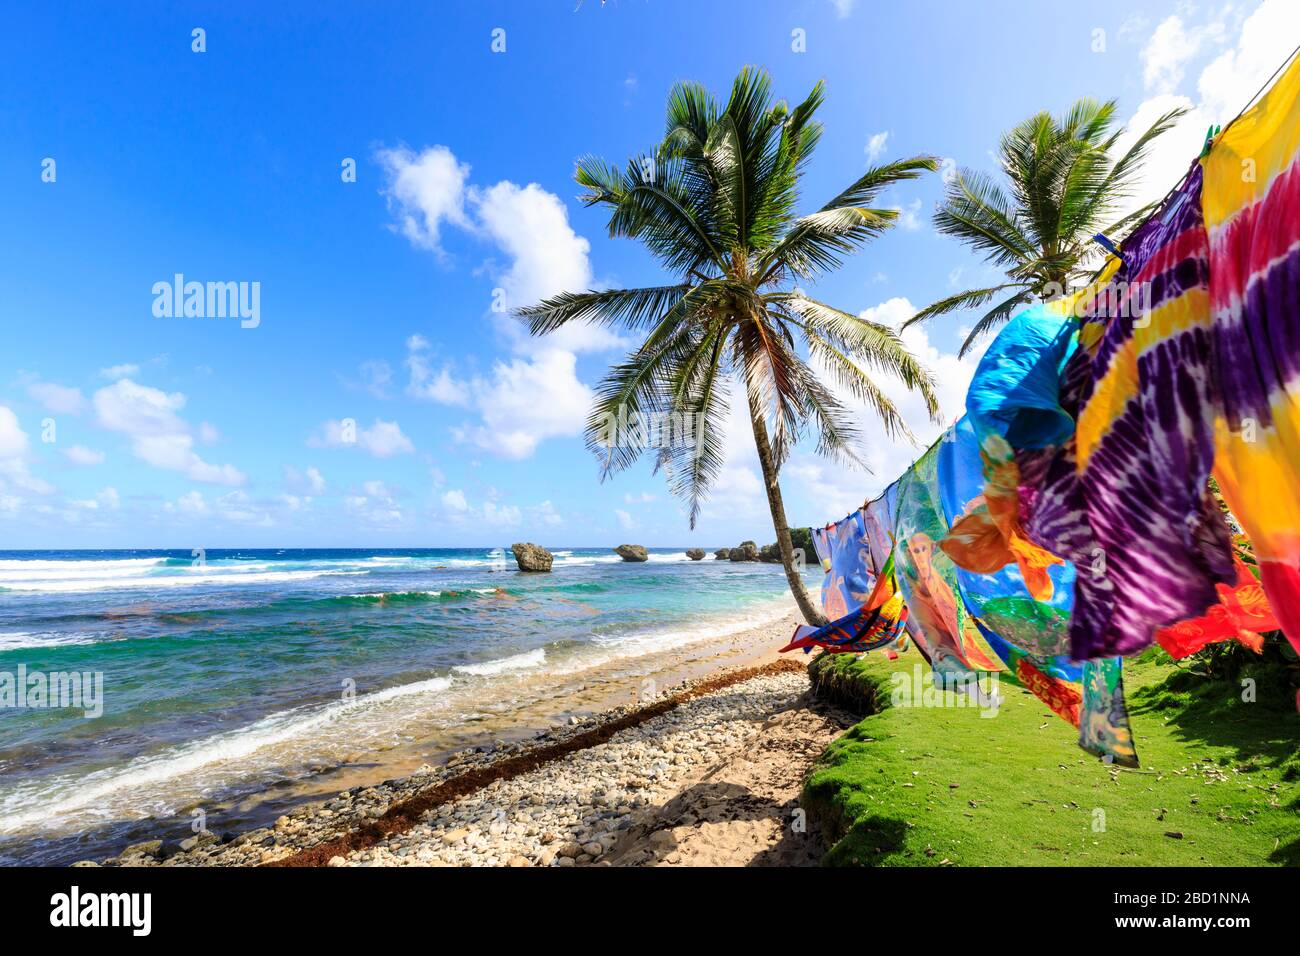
1202,51,1300,653
892,440,1005,677
781,553,909,654
938,415,1138,765
812,509,875,621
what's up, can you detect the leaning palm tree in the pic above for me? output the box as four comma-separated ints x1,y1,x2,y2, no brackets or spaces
904,98,1186,355
518,68,941,626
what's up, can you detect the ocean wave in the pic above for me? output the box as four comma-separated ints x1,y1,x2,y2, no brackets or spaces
0,568,365,594
0,673,457,835
0,630,108,652
452,647,547,676
335,588,509,606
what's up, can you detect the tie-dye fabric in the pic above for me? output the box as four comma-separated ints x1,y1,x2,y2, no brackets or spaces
813,510,875,621
939,416,1138,766
1202,51,1300,653
1022,166,1238,659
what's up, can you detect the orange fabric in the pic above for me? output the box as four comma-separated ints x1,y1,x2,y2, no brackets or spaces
1154,556,1277,659
940,436,1063,602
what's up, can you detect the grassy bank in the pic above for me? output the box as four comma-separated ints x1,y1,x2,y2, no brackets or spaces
802,648,1299,866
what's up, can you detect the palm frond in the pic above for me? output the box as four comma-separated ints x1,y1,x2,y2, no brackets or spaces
902,283,1024,329
517,283,696,336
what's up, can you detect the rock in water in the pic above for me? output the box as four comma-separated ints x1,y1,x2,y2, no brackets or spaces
714,548,731,560
686,548,706,561
614,544,649,562
729,541,760,562
759,543,781,563
511,542,553,572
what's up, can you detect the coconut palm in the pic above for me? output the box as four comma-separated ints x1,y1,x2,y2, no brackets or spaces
517,68,941,626
904,98,1187,355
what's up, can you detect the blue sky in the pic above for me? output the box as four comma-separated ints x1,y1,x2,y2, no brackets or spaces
1,0,1293,548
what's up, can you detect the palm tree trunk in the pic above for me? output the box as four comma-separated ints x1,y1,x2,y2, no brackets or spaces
746,395,828,627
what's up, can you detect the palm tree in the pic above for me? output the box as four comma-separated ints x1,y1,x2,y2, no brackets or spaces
517,68,941,626
904,98,1187,355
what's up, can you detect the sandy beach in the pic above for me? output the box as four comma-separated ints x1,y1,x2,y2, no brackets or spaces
82,607,857,868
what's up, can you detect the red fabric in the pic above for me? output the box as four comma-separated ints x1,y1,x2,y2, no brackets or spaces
1154,557,1277,659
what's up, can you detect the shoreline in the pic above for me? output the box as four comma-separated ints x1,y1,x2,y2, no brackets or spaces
81,606,856,868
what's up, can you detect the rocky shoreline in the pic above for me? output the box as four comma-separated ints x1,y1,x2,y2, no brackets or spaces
83,650,852,868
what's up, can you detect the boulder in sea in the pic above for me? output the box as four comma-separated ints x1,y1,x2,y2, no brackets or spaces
729,540,760,562
714,548,731,560
759,543,781,563
615,543,649,562
686,548,706,561
511,542,553,572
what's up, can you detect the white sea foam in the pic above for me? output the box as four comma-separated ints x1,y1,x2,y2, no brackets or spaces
0,630,107,652
452,647,546,677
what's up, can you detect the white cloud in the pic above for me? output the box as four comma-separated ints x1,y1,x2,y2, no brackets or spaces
198,422,220,445
0,408,31,461
1117,1,1300,223
1141,13,1226,95
405,334,470,404
829,0,855,17
441,488,469,511
624,491,656,504
283,464,326,495
450,349,593,460
63,445,105,466
27,382,86,416
99,363,141,380
375,145,472,254
864,130,890,161
93,379,245,485
308,418,415,458
1196,0,1300,122
71,486,119,510
382,143,624,461
167,490,209,516
345,490,403,528
615,508,635,530
362,479,395,498
890,198,923,231
482,501,521,527
531,500,563,526
0,407,52,497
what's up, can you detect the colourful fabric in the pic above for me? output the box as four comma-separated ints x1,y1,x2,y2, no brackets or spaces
943,274,1119,607
892,441,1005,678
780,553,910,655
938,415,1138,766
1202,51,1300,653
965,302,1080,449
1020,168,1238,659
1154,555,1274,659
813,510,875,621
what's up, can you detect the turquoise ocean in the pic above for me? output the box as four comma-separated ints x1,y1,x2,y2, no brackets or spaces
0,547,805,865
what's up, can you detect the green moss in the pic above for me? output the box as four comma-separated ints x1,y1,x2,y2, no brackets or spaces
802,647,1300,867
